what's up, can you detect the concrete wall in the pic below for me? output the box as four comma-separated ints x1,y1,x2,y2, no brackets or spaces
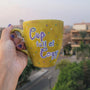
73,24,87,30
88,25,90,30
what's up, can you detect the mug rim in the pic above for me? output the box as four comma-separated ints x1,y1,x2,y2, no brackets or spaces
23,19,63,25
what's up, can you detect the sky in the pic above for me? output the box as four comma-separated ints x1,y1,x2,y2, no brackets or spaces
0,0,90,27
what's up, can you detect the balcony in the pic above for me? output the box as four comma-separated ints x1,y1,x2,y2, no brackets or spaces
71,36,90,40
71,44,80,47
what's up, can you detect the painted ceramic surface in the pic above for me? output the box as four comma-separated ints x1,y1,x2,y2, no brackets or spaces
22,20,63,67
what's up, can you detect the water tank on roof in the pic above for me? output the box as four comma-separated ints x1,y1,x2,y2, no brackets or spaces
20,19,24,25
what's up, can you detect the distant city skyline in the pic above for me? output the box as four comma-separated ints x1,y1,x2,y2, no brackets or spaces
0,0,90,27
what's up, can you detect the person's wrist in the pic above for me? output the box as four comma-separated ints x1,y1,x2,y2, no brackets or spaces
0,58,20,90
0,67,7,87
6,64,20,79
0,58,21,78
0,68,19,90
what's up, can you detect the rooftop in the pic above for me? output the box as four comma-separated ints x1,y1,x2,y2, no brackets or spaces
71,29,90,32
74,22,90,25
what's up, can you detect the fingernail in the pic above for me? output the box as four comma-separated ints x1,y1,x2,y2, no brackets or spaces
18,44,22,48
11,34,15,39
8,24,11,27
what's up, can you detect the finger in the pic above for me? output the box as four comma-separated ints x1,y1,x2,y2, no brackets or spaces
16,42,25,50
16,51,28,67
1,25,13,41
10,32,17,41
16,51,28,65
13,37,22,45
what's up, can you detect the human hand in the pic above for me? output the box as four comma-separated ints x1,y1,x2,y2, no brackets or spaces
0,25,28,90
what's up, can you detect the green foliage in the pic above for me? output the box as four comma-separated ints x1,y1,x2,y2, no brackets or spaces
74,42,90,60
18,57,32,82
64,44,72,55
56,59,71,70
87,88,90,90
79,31,87,39
17,57,40,87
53,60,90,90
87,60,90,68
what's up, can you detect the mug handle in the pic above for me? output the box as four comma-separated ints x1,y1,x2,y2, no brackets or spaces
11,28,29,55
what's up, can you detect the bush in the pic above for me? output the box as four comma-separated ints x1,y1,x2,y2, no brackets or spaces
53,60,90,90
56,59,71,70
17,57,40,88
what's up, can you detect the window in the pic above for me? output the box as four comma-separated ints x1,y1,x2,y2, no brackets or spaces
84,40,87,44
74,41,78,44
74,34,78,37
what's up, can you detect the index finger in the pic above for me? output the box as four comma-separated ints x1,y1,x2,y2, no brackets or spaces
1,25,13,41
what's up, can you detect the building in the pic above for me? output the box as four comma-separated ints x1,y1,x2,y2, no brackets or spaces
19,19,24,26
64,25,72,33
63,32,71,47
71,22,90,49
0,19,24,38
14,19,24,29
63,26,72,47
73,23,87,30
13,19,24,37
14,25,23,29
0,27,5,38
60,26,72,55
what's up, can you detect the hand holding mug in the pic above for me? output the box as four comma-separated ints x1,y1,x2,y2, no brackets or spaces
11,20,63,67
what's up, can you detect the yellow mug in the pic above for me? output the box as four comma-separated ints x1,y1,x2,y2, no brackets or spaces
12,20,63,68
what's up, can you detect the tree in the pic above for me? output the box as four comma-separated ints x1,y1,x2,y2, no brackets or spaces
56,59,71,70
73,31,89,60
79,31,87,43
74,42,90,60
53,60,90,90
83,60,90,88
74,43,90,88
63,44,72,55
78,31,87,59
